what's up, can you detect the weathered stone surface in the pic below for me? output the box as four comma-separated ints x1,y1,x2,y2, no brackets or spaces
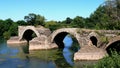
74,45,107,60
29,36,58,50
105,36,120,49
7,36,27,44
7,26,120,60
18,26,51,40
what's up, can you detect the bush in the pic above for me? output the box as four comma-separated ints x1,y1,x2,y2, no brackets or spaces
3,31,11,40
85,51,120,68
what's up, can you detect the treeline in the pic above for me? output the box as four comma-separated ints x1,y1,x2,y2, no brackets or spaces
0,0,120,39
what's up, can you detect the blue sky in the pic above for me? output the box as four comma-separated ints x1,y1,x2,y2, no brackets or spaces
0,0,105,21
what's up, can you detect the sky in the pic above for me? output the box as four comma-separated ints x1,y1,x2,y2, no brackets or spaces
0,0,105,21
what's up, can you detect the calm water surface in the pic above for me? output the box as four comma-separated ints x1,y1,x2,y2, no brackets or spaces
0,36,97,68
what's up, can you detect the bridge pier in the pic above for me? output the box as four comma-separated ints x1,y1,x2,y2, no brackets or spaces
7,26,120,61
7,36,27,45
29,37,58,50
74,45,107,60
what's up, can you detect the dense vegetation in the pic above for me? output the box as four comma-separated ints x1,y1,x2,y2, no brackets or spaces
94,52,120,68
85,51,120,68
84,40,120,68
0,0,120,39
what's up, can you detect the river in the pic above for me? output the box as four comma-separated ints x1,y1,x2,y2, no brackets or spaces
0,36,96,68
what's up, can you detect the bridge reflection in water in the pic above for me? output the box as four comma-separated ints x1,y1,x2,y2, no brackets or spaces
8,33,120,67
0,36,83,68
29,35,80,67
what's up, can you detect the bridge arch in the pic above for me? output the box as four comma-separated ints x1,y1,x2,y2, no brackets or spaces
90,36,98,46
50,28,80,48
88,32,99,47
105,36,120,54
19,27,40,41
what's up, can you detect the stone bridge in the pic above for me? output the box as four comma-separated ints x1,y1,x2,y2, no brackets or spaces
7,26,120,60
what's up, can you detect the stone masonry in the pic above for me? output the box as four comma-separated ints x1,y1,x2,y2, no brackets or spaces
7,26,120,60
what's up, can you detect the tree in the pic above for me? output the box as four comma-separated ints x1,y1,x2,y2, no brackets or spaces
24,13,45,26
84,18,95,29
88,0,120,30
16,20,27,25
65,17,72,24
3,31,11,40
116,0,120,21
24,13,36,25
71,16,85,28
3,18,13,31
0,20,4,36
45,20,59,31
9,23,18,36
35,14,45,26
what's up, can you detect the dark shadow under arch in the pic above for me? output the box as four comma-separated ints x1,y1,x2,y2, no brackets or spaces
22,29,37,42
54,32,68,48
106,40,120,55
90,36,98,46
53,32,80,50
53,32,80,66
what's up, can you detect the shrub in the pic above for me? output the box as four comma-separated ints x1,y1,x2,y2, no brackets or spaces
3,31,11,40
85,51,120,68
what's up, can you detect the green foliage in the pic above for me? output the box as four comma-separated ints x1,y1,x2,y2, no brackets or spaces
0,18,19,39
70,16,85,28
70,38,80,52
3,18,13,31
100,36,109,43
3,31,11,40
24,13,36,25
94,51,120,68
16,20,27,25
45,20,57,28
24,13,45,26
0,20,5,36
9,23,18,36
62,17,72,24
88,0,120,30
1,0,120,39
85,51,120,68
35,14,45,26
45,20,60,31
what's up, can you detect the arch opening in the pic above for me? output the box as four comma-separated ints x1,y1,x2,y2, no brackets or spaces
22,29,37,42
53,32,80,51
90,36,98,46
54,32,68,48
53,32,80,65
106,40,120,55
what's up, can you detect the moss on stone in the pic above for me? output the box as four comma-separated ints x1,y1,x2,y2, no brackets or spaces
100,36,109,44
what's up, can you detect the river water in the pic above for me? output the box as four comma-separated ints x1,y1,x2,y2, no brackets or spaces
0,36,97,68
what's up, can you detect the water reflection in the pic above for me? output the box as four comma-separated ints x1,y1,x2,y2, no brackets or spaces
63,48,74,66
0,36,97,68
0,37,75,68
21,44,29,54
29,49,73,68
63,35,75,66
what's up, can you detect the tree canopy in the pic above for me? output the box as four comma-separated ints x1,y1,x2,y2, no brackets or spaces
0,0,120,39
24,13,45,26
